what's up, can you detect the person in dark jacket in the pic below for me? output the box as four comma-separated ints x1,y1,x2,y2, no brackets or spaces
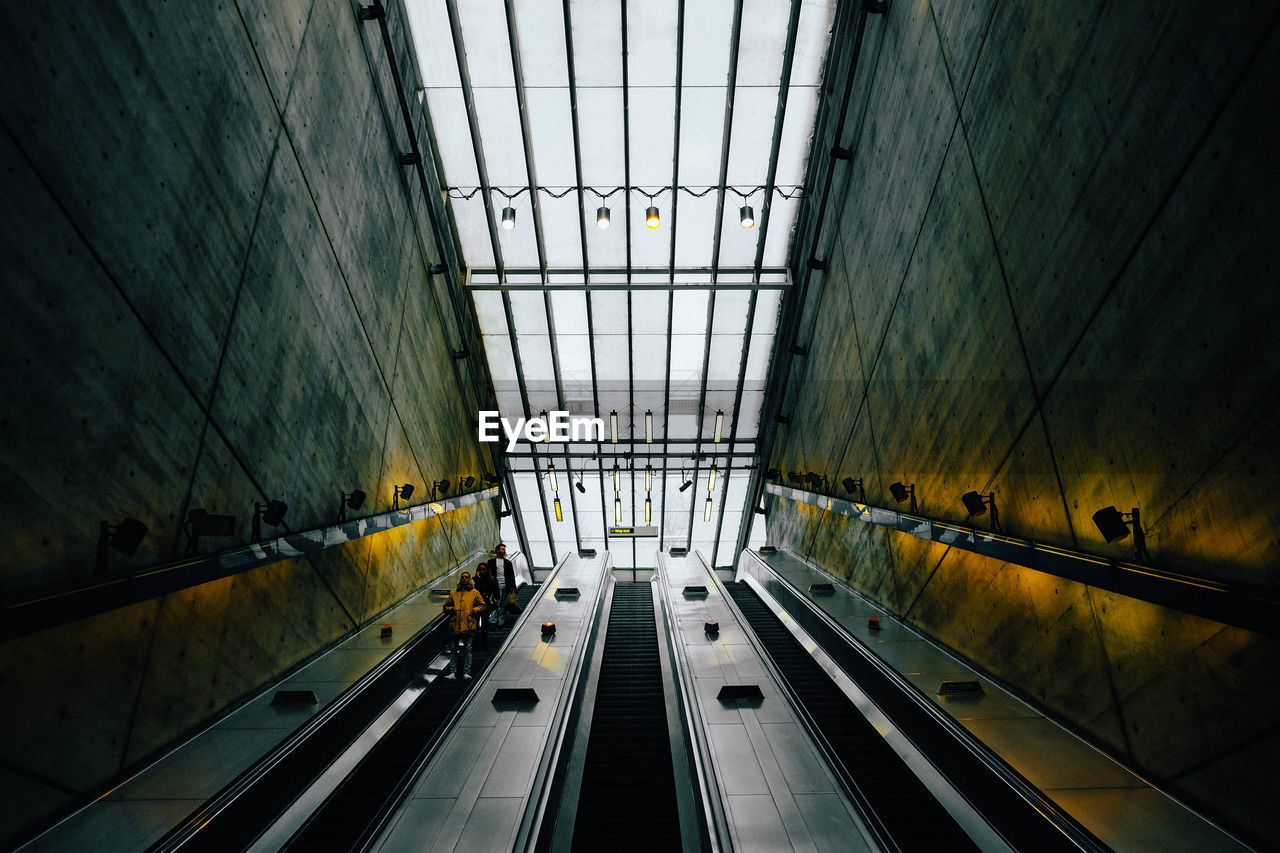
473,561,500,647
442,571,485,680
486,543,517,627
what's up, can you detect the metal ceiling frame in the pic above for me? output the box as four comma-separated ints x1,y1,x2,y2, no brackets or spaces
427,0,833,570
737,0,871,559
713,0,807,562
686,0,745,548
442,0,545,565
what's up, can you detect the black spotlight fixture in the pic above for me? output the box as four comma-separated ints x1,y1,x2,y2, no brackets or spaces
339,489,367,521
393,483,415,510
787,471,803,485
805,472,828,491
765,468,780,481
679,479,693,493
1092,506,1129,543
482,472,500,486
96,517,148,575
889,481,917,513
961,490,989,517
842,477,866,503
963,490,1003,533
574,477,586,494
431,479,450,500
252,500,288,540
462,475,476,489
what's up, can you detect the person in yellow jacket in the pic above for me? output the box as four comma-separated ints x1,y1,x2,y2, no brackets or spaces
443,571,486,680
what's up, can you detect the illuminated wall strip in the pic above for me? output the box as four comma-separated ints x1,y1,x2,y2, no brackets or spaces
3,488,504,642
765,483,1280,636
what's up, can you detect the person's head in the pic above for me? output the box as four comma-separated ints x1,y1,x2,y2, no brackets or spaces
476,562,489,577
459,571,473,590
496,543,507,558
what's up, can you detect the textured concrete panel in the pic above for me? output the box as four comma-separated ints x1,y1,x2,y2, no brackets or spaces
124,555,354,766
0,133,208,594
0,600,159,792
836,2,959,360
239,0,315,109
0,1,278,397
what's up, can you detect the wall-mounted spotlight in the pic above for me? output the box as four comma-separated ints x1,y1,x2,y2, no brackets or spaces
714,410,725,443
431,479,450,500
460,476,475,490
703,495,714,522
645,410,653,443
739,205,755,229
765,468,780,481
596,206,611,229
553,496,563,522
842,477,865,503
96,517,148,575
393,483,415,510
961,490,989,517
889,481,917,513
645,205,661,229
547,464,558,492
787,471,803,485
1092,506,1148,563
962,490,1002,533
339,489,367,521
253,500,288,540
805,472,828,491
483,472,500,486
679,479,693,492
610,410,619,443
501,206,516,230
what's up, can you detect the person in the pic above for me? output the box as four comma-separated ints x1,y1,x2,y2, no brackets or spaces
486,543,517,627
473,561,500,647
442,570,485,680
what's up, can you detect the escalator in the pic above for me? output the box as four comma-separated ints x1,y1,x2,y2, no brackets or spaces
273,582,540,852
567,582,682,850
726,581,979,852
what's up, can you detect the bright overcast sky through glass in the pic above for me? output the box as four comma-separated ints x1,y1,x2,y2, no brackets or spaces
403,0,837,570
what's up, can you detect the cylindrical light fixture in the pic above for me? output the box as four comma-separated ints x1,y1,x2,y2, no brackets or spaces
613,463,621,492
645,497,652,523
645,464,653,492
615,496,622,524
501,206,516,230
708,463,717,492
553,496,563,522
714,410,724,443
610,410,618,443
540,410,549,442
645,205,661,229
548,463,558,492
645,410,653,443
596,206,611,229
704,495,713,522
739,204,755,229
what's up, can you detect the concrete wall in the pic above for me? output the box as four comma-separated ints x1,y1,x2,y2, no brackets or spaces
768,1,1280,845
0,0,497,845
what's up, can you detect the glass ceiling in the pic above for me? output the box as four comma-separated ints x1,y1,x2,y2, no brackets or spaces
404,0,837,570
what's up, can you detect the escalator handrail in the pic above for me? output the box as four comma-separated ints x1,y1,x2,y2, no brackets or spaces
693,551,899,853
652,553,732,853
516,551,616,850
150,550,488,852
317,550,571,852
740,549,1107,852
